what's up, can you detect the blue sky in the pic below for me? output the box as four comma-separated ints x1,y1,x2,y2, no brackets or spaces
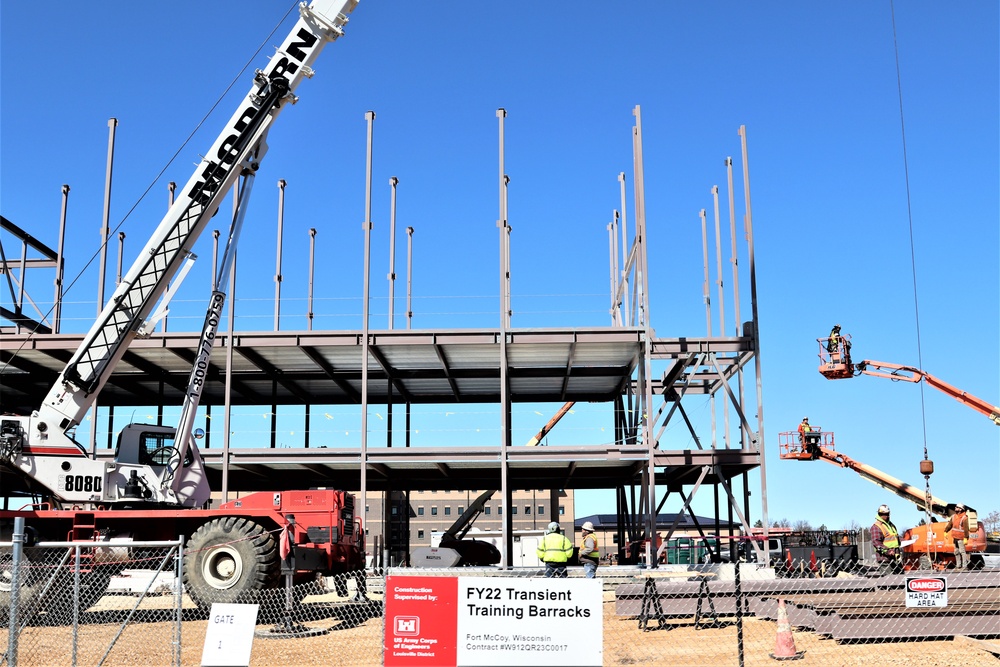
2,2,997,533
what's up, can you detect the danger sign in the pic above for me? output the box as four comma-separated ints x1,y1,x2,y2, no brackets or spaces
905,576,948,608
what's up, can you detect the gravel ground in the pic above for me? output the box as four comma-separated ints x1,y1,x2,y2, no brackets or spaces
4,593,997,666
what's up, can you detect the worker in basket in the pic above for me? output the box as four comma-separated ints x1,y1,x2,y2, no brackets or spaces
826,324,852,366
797,417,819,457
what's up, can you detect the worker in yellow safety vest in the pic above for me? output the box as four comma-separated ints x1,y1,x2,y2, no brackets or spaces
579,521,600,578
944,504,970,569
871,504,901,573
537,522,574,578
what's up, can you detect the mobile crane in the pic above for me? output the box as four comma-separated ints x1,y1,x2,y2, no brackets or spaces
778,429,987,570
1,0,364,615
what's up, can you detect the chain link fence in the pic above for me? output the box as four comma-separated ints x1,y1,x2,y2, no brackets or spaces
4,541,998,666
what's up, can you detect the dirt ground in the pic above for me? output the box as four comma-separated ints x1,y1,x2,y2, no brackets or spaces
4,592,998,666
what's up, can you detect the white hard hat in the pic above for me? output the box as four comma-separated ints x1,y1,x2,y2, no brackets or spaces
878,504,890,515
546,522,561,534
582,521,595,532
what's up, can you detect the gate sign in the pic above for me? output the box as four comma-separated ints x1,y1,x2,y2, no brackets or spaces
385,575,602,666
905,576,948,608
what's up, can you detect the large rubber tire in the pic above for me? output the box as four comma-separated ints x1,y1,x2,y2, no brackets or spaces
0,547,45,626
183,518,279,610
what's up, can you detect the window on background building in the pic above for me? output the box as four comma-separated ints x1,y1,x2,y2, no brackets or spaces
485,507,491,515
391,506,398,516
431,507,438,516
366,505,370,512
612,535,618,544
524,506,531,515
418,530,424,539
498,506,503,515
445,507,452,516
458,507,464,514
538,505,544,515
418,507,424,516
559,506,565,515
512,507,518,515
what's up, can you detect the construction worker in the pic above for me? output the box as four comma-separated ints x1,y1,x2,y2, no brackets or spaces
827,324,851,365
944,504,970,569
797,417,818,457
871,504,902,574
537,521,574,578
579,521,600,578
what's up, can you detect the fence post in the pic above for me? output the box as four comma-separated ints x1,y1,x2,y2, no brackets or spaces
7,517,24,666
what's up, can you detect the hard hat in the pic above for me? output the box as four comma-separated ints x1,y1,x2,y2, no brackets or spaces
878,504,890,515
833,324,841,329
803,417,809,420
582,521,595,532
956,504,965,511
546,521,561,534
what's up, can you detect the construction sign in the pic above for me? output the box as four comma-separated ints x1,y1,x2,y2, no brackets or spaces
905,576,948,608
384,575,602,666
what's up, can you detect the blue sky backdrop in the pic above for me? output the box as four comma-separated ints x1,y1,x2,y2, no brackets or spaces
1,2,997,532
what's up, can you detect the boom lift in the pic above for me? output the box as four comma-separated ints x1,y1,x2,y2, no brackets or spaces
817,333,1000,426
779,429,987,570
1,0,364,614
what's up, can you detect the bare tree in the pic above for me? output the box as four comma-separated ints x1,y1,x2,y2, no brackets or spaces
844,519,861,532
983,510,1000,535
793,519,813,532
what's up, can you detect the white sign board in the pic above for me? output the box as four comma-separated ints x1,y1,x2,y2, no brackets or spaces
201,603,259,667
905,576,948,608
457,576,602,666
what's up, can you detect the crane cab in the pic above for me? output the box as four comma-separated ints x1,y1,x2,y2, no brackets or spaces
818,332,854,379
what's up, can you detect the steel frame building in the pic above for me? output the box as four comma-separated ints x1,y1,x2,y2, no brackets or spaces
1,109,769,567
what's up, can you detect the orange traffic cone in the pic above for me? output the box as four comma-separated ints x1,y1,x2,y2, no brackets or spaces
769,598,805,661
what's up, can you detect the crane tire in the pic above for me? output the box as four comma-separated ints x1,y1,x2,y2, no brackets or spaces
183,517,279,610
0,547,45,624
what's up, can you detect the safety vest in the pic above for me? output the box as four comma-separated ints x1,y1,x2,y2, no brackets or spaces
798,422,811,434
579,535,599,562
827,333,840,353
537,533,573,564
874,517,900,549
950,512,967,540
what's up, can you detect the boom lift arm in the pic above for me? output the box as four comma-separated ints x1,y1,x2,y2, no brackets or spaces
817,334,1000,426
778,431,950,517
0,0,359,509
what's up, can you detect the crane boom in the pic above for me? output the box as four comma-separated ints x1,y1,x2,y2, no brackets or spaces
0,0,359,509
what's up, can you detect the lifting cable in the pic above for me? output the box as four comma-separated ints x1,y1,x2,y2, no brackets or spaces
0,3,298,373
889,1,934,519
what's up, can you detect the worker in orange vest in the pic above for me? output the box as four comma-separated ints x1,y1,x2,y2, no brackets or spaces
798,417,818,457
944,504,970,569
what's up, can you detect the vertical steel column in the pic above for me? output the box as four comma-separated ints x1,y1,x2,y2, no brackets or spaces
700,208,716,451
618,172,630,326
387,177,399,447
116,233,126,285
163,182,176,332
53,185,69,333
306,227,316,448
360,111,375,531
275,179,286,331
388,177,399,329
91,118,117,456
633,105,657,567
496,108,511,567
97,118,117,317
406,226,414,330
308,228,317,331
607,215,617,324
221,188,239,504
712,185,731,449
739,125,768,531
